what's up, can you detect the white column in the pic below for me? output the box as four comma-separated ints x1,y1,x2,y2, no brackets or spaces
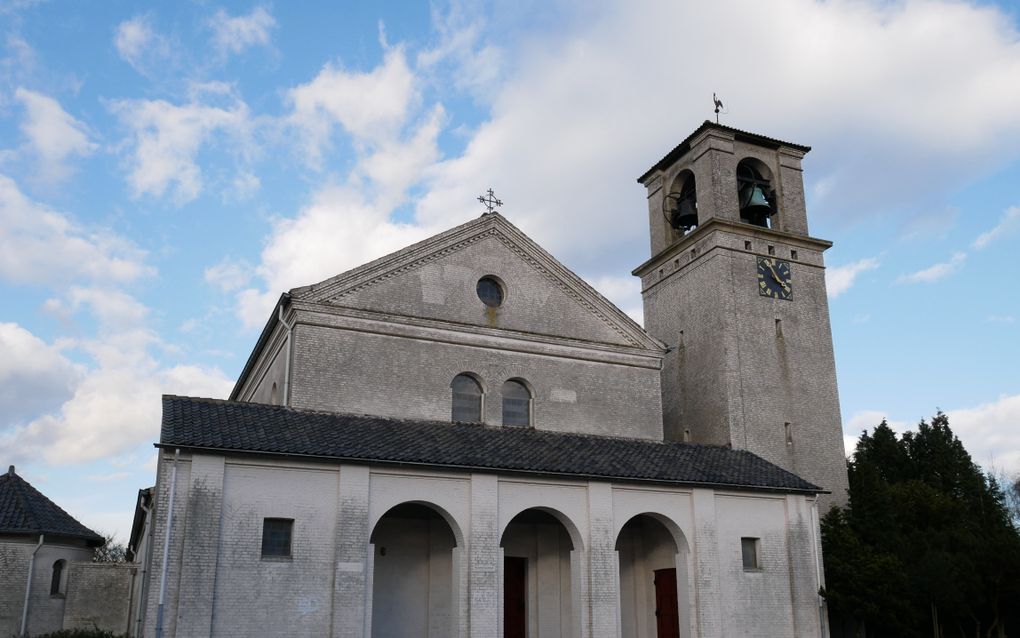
785,495,826,638
331,464,371,638
587,482,619,638
469,473,499,637
691,489,722,638
174,455,224,637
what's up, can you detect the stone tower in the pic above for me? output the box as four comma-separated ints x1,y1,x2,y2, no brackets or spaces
633,121,849,508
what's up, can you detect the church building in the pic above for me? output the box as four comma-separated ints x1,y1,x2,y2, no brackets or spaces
133,122,848,638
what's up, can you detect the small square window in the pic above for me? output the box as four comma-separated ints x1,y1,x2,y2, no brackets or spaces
791,250,799,260
744,240,752,251
767,245,775,256
262,518,293,557
741,537,761,570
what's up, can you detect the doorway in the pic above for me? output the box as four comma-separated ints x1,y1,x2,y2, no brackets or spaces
653,568,679,638
504,556,527,638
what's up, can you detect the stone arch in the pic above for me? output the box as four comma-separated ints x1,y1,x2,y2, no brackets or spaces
663,169,699,236
370,499,466,549
736,156,778,228
500,506,582,638
615,512,694,638
369,501,463,638
499,505,584,551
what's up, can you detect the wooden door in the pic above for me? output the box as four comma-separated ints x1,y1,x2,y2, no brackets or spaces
653,568,680,638
504,557,527,638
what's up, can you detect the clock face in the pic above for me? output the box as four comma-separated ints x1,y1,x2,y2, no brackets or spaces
757,257,792,300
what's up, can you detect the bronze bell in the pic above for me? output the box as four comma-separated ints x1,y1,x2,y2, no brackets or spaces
670,197,698,232
738,184,773,227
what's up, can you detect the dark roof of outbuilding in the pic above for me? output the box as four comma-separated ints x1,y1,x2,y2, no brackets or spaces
637,120,812,184
0,466,104,544
160,396,821,494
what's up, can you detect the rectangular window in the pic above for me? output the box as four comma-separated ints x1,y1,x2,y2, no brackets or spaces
741,537,761,570
261,518,293,557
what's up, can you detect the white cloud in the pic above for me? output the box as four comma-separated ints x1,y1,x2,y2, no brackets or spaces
407,0,1020,276
14,88,96,181
208,6,276,55
0,322,82,423
589,275,643,326
0,174,152,285
948,395,1020,474
844,400,1020,474
114,15,172,75
416,3,505,100
225,170,260,202
110,93,252,204
204,258,253,292
236,184,432,328
896,252,966,284
986,315,1016,324
973,206,1020,249
0,317,234,465
249,0,1020,326
826,257,879,298
287,49,418,167
237,50,444,327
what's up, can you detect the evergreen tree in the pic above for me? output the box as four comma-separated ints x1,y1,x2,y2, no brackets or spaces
822,413,1020,638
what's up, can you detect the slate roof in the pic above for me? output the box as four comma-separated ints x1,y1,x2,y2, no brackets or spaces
0,466,104,544
637,120,812,183
161,396,821,494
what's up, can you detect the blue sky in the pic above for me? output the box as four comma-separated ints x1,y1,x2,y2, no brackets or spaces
1,0,1019,542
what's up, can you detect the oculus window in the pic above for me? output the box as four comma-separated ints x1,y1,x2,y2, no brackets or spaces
502,379,531,427
262,518,294,558
476,276,504,307
451,374,483,422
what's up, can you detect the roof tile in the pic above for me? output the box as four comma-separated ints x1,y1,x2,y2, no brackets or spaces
161,396,820,493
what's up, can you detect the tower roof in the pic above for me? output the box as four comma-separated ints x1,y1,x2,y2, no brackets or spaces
637,121,811,184
0,465,104,544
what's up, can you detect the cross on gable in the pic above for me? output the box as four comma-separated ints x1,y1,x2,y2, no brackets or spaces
478,188,503,214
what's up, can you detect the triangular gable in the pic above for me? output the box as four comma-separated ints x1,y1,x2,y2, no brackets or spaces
292,213,661,349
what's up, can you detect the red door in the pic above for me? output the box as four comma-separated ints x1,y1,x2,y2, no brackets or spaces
505,557,527,638
653,568,680,638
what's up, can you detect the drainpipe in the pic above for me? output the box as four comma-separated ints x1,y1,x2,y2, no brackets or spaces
19,534,44,637
132,495,153,637
155,449,180,638
810,495,825,636
278,304,294,406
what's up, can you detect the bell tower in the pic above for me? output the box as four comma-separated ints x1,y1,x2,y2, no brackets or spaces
634,121,849,507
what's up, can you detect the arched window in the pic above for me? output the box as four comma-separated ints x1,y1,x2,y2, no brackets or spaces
502,380,531,427
50,559,66,596
451,374,483,422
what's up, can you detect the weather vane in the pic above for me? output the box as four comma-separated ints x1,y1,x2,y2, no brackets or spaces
478,188,503,215
713,93,725,124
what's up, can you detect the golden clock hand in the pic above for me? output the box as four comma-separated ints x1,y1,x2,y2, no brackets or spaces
768,264,791,292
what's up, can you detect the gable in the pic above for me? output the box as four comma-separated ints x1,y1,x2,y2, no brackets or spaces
292,214,659,349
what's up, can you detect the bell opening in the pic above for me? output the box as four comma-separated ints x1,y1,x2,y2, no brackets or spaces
663,173,698,235
737,162,775,228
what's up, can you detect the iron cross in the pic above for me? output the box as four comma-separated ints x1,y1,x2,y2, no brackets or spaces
478,188,503,214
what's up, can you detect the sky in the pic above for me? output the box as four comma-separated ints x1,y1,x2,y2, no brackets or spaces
1,0,1019,544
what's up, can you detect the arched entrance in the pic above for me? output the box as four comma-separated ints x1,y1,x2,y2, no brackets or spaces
370,502,459,637
616,514,691,638
500,508,579,638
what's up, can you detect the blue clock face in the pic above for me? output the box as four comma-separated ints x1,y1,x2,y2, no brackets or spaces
757,257,792,300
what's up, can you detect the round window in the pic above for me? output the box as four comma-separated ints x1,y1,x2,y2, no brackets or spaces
476,277,504,307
